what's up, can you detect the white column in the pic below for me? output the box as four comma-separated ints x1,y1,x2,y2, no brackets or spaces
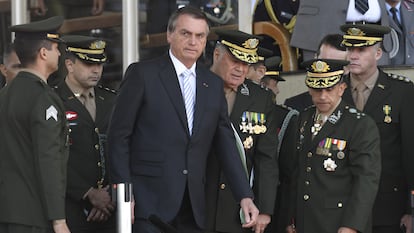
238,0,253,33
11,0,28,40
122,0,139,74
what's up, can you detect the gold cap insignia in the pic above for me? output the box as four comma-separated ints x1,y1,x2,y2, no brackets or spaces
90,40,106,49
311,61,330,73
242,38,259,49
347,27,366,36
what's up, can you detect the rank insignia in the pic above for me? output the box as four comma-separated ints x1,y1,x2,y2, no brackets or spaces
46,105,58,121
240,83,250,96
383,105,392,123
324,158,337,171
243,136,253,149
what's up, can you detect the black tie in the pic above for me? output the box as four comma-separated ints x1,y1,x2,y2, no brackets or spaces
355,0,369,15
390,7,402,29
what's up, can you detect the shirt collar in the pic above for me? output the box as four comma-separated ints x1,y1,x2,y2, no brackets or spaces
385,1,401,12
169,50,196,77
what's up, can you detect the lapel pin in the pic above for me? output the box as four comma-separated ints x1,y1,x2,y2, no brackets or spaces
203,82,209,88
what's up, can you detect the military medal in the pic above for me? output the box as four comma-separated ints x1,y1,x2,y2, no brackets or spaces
247,112,254,134
311,114,325,136
336,140,346,159
323,158,337,171
240,112,248,133
243,136,253,149
252,113,261,134
316,138,332,156
383,105,392,123
259,113,267,133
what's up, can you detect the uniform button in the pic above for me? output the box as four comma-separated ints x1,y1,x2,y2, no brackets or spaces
220,183,226,190
182,170,188,175
307,152,312,157
97,162,102,167
306,167,312,172
95,144,99,150
338,202,343,208
305,181,310,185
393,187,398,192
68,128,72,133
95,128,99,133
303,194,309,200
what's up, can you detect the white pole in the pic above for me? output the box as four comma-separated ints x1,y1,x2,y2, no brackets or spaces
238,0,253,34
122,0,139,74
11,0,28,40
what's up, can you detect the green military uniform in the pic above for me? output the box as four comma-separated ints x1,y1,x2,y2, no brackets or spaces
290,59,381,233
206,30,279,233
0,71,69,229
266,104,299,233
54,35,116,232
0,16,69,232
340,23,414,232
206,79,279,233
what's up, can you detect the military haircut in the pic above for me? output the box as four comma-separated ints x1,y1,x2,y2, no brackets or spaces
316,34,346,57
167,6,209,33
13,38,53,67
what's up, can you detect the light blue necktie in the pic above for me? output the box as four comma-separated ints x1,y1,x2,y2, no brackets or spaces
181,69,195,134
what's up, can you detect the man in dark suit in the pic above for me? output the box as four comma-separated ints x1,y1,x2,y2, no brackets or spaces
206,30,279,233
287,59,381,233
385,0,414,65
0,16,70,233
340,22,414,233
54,35,116,233
107,7,258,233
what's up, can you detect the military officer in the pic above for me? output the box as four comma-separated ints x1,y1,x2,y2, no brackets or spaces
340,22,414,233
287,59,381,233
54,35,116,233
260,61,285,101
0,43,20,87
206,30,279,233
0,16,70,233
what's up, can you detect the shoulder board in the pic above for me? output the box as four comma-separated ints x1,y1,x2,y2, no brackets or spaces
98,85,117,94
277,104,293,111
387,73,413,84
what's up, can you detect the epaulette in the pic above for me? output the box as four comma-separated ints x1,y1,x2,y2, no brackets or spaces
387,73,413,84
344,105,366,119
303,104,315,112
98,85,117,94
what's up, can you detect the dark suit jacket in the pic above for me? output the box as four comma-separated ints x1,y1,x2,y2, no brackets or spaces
0,72,69,228
107,54,253,229
343,70,414,226
205,80,279,233
54,81,116,230
284,91,313,112
293,100,381,233
387,0,414,65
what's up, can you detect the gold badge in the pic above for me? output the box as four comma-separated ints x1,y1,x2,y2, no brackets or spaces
243,136,253,149
383,105,392,123
242,38,259,49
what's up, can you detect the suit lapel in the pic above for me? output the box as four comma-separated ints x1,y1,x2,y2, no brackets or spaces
158,55,190,136
191,67,209,137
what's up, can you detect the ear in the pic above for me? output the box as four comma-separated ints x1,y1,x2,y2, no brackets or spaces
0,64,7,77
338,82,347,96
374,46,383,61
65,59,74,73
39,47,48,61
167,31,172,44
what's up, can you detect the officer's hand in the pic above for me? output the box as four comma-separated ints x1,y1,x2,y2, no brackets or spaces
400,214,412,233
87,185,115,215
52,219,71,233
87,207,110,222
337,227,356,233
286,224,296,233
253,214,271,233
91,0,104,15
240,198,259,228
